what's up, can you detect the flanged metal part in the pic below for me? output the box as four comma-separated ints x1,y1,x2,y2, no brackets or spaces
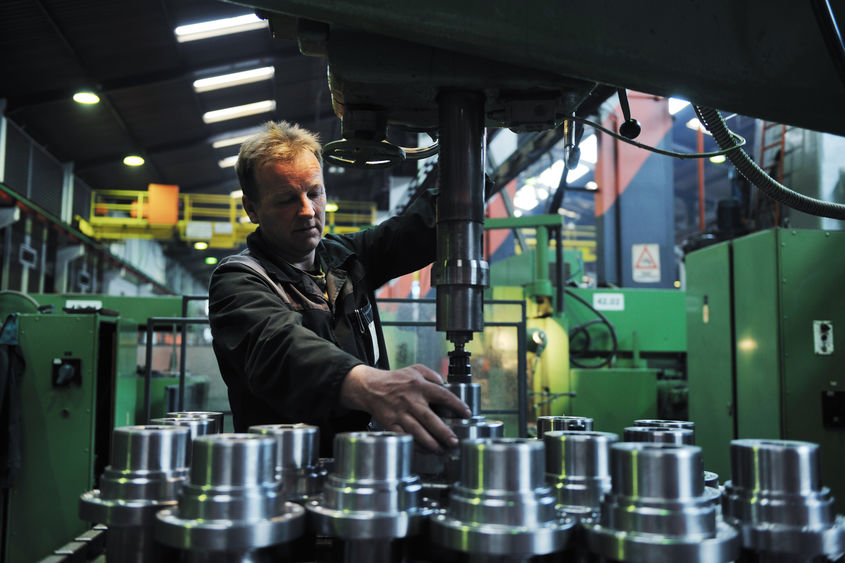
155,433,304,554
723,439,845,560
79,425,190,563
165,410,224,433
537,415,594,438
430,437,574,558
585,442,738,563
149,415,217,464
544,430,618,519
249,423,324,502
307,431,429,540
623,425,695,445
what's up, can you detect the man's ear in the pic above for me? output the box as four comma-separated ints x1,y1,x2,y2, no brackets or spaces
243,195,260,224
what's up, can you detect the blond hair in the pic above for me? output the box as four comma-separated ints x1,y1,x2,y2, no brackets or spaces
235,121,322,200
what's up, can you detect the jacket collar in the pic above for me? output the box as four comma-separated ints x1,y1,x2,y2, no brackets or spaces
245,228,356,283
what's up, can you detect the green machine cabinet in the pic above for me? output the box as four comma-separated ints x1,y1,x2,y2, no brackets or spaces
3,314,124,562
686,228,845,512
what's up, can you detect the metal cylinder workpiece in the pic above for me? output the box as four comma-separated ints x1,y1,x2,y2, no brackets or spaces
430,438,574,559
585,442,738,562
249,423,323,502
155,433,304,557
307,432,429,563
544,430,618,518
79,425,190,563
633,418,695,441
537,415,594,438
166,411,223,433
623,425,695,445
723,439,845,560
149,416,217,465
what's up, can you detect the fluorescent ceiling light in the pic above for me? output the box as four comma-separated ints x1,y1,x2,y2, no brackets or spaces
668,97,690,115
566,163,590,183
203,100,276,124
73,91,100,104
585,181,598,191
325,202,339,213
205,256,219,265
193,66,275,93
685,118,712,135
709,154,727,164
123,155,145,166
212,129,262,149
175,14,267,43
230,189,243,198
194,241,209,250
218,155,239,168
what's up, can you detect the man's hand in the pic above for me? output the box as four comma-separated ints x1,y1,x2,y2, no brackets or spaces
340,364,472,453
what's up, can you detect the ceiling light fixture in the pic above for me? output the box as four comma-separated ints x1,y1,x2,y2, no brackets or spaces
123,155,145,166
709,154,727,164
202,100,276,124
193,66,275,93
73,91,100,104
230,189,243,198
194,241,209,250
205,256,219,265
212,130,261,149
218,155,238,168
325,202,339,213
174,14,268,43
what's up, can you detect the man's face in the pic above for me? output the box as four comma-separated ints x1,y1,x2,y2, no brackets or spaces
243,151,326,268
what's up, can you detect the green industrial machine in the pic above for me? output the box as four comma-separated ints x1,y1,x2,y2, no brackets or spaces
0,293,214,562
686,228,845,512
486,215,687,437
1,312,137,562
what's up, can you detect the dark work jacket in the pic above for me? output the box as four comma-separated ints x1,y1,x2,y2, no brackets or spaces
208,190,437,456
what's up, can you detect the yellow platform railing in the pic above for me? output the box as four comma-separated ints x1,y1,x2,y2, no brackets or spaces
78,189,376,248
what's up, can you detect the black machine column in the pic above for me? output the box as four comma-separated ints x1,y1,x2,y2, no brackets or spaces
432,91,489,390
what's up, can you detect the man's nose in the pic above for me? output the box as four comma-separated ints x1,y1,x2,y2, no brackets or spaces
297,194,315,217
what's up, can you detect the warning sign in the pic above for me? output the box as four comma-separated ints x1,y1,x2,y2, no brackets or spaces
632,243,661,283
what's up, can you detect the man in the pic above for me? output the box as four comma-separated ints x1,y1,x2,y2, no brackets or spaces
208,121,471,456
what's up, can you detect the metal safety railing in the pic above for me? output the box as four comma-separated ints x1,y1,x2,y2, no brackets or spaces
81,189,376,248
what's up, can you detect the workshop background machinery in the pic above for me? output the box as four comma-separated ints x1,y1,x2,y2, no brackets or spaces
686,227,845,513
0,293,220,562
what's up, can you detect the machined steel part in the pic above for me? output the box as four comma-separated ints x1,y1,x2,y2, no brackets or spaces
149,416,217,465
537,415,594,438
544,430,618,519
307,432,429,540
585,442,738,563
431,90,489,348
155,433,305,555
79,425,190,563
723,439,845,560
166,411,224,433
623,425,695,445
249,423,324,502
412,414,504,500
430,438,574,558
633,418,695,441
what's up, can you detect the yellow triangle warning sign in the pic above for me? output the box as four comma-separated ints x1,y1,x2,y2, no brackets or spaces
635,246,659,269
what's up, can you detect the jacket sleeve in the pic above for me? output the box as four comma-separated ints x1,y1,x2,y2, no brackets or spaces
208,263,364,427
332,187,438,289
